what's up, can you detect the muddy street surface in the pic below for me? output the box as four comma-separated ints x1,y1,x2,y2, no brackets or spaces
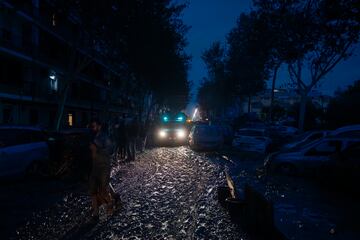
4,147,247,240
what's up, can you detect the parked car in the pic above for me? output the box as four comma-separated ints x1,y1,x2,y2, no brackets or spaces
216,124,234,145
270,125,299,138
264,137,360,176
0,126,49,178
315,141,360,184
282,130,329,150
189,125,224,150
232,128,272,153
329,124,360,137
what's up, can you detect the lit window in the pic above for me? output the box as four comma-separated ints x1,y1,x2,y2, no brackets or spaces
49,70,58,92
52,14,56,26
68,113,73,127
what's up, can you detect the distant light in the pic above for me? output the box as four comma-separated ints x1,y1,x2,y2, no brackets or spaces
163,116,169,122
176,116,184,122
274,89,280,93
192,108,198,121
49,70,58,91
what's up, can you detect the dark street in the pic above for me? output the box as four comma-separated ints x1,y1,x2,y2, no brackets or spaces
2,147,246,240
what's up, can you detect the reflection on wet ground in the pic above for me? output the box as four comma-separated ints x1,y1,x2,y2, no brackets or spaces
2,147,247,240
1,146,359,240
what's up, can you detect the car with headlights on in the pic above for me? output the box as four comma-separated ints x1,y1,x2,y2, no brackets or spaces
155,112,189,146
156,124,188,145
189,124,224,150
264,137,360,176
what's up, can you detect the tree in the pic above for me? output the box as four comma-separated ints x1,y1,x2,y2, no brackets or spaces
52,0,191,129
254,0,360,131
326,80,360,128
226,13,268,113
198,41,230,117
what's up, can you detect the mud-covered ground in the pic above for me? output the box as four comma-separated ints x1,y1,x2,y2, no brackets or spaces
1,147,247,240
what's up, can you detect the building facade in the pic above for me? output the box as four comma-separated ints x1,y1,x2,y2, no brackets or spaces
0,0,126,129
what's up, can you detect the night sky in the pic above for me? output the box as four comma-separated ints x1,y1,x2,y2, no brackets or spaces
182,0,360,103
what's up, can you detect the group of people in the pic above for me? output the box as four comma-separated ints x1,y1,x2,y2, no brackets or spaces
87,115,145,219
111,114,140,162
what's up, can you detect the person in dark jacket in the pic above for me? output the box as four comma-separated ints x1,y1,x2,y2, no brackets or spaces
88,119,115,217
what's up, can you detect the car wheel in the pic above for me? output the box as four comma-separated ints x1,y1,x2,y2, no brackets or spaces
276,163,297,176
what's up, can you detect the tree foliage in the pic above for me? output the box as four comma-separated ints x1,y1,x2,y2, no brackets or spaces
326,80,360,129
51,0,190,128
253,0,360,130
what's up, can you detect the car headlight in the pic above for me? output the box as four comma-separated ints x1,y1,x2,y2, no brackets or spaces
176,129,186,138
159,129,167,138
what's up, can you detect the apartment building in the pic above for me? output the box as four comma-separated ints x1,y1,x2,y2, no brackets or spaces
0,0,126,129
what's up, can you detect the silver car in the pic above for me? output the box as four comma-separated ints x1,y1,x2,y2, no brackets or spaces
189,125,224,150
232,128,272,153
265,137,360,176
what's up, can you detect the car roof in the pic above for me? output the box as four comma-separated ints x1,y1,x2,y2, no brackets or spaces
0,125,44,131
330,124,360,136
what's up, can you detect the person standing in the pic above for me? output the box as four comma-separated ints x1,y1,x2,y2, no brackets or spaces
88,119,115,218
125,116,138,161
117,115,127,159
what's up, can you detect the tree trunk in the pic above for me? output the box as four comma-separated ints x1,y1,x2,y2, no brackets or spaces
298,93,307,132
268,64,280,122
247,96,251,113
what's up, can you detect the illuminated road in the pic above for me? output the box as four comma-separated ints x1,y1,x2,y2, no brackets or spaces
15,147,247,240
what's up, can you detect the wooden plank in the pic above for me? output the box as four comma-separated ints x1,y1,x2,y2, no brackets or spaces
225,171,236,199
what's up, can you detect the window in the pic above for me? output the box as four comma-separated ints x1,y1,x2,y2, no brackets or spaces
49,70,58,92
52,13,56,27
2,29,11,42
29,109,38,125
68,113,73,127
3,108,13,124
